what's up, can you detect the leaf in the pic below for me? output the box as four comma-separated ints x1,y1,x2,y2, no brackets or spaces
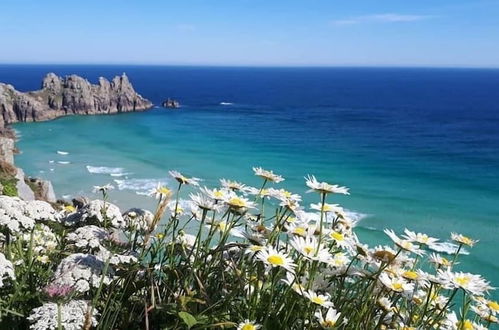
178,311,198,329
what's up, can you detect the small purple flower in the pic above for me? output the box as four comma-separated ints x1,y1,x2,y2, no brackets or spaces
43,283,74,299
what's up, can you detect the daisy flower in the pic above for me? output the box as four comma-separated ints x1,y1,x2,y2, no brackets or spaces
451,233,478,247
402,229,438,247
429,253,452,268
168,170,201,186
256,246,296,273
304,290,335,307
189,193,217,211
327,230,354,249
291,236,331,263
252,167,284,183
305,175,350,195
149,183,172,200
384,229,425,256
237,320,261,330
220,178,246,191
223,192,256,210
315,308,343,329
379,272,414,294
200,186,228,201
438,270,492,296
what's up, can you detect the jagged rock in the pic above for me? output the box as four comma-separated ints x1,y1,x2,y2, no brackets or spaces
15,168,34,201
0,137,14,165
72,196,90,209
161,98,180,108
27,178,57,203
0,72,153,126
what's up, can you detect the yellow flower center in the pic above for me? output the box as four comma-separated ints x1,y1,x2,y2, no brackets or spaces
218,222,227,232
403,271,418,280
241,324,256,330
213,190,224,198
455,276,471,287
293,227,306,236
461,320,473,330
260,189,269,196
322,320,337,327
330,231,344,241
267,255,285,266
229,197,246,208
283,191,292,198
487,300,499,311
322,204,332,212
392,282,404,291
303,246,315,255
158,187,171,195
156,233,165,239
311,296,326,305
250,245,263,252
458,236,473,246
286,216,296,223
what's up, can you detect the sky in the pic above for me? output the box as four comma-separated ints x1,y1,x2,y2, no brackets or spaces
0,0,498,67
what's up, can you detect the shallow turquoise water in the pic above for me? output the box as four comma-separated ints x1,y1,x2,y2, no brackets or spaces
5,65,499,296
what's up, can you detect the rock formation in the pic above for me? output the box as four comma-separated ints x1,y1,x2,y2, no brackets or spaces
0,72,153,128
161,98,180,108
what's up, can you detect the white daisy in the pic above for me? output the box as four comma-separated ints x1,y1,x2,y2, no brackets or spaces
305,175,350,195
168,170,201,186
256,246,296,273
252,167,284,183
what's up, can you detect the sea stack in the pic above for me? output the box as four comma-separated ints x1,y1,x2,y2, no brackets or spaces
162,98,180,108
0,72,153,127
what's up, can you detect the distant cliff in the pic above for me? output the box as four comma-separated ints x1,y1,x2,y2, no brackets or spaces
0,72,153,128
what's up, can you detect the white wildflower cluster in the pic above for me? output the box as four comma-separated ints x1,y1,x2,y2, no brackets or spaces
0,252,15,287
66,225,108,250
0,196,36,234
52,253,113,293
22,223,58,254
27,300,98,330
24,200,61,222
64,200,125,228
95,247,138,265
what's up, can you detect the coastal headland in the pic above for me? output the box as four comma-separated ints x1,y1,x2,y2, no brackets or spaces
0,73,153,201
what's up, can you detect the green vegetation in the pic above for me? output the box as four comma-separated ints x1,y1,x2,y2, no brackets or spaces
0,160,18,197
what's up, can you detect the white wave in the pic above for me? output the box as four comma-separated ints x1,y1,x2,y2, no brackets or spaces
62,194,71,199
429,242,469,255
49,160,55,164
39,170,45,174
110,172,132,177
50,168,55,172
57,161,70,165
220,102,234,106
86,165,125,175
114,178,167,195
57,151,69,155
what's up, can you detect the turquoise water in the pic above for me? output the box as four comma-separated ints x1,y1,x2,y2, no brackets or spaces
4,65,499,295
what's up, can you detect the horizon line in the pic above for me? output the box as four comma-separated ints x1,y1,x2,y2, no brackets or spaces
1,62,499,70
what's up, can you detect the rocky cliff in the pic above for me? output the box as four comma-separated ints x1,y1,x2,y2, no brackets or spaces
0,72,153,128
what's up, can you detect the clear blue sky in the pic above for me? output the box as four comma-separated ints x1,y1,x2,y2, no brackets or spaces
1,0,498,67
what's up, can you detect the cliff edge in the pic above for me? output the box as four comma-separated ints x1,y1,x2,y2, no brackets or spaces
0,72,153,128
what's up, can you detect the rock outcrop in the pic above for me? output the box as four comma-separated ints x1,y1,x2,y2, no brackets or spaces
0,72,153,127
161,98,180,108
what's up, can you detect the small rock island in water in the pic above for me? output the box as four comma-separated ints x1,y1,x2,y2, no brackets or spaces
161,98,180,108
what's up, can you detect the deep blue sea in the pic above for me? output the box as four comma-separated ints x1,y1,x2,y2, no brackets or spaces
1,65,499,292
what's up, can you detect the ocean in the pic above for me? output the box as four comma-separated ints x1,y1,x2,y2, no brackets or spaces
2,65,499,291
